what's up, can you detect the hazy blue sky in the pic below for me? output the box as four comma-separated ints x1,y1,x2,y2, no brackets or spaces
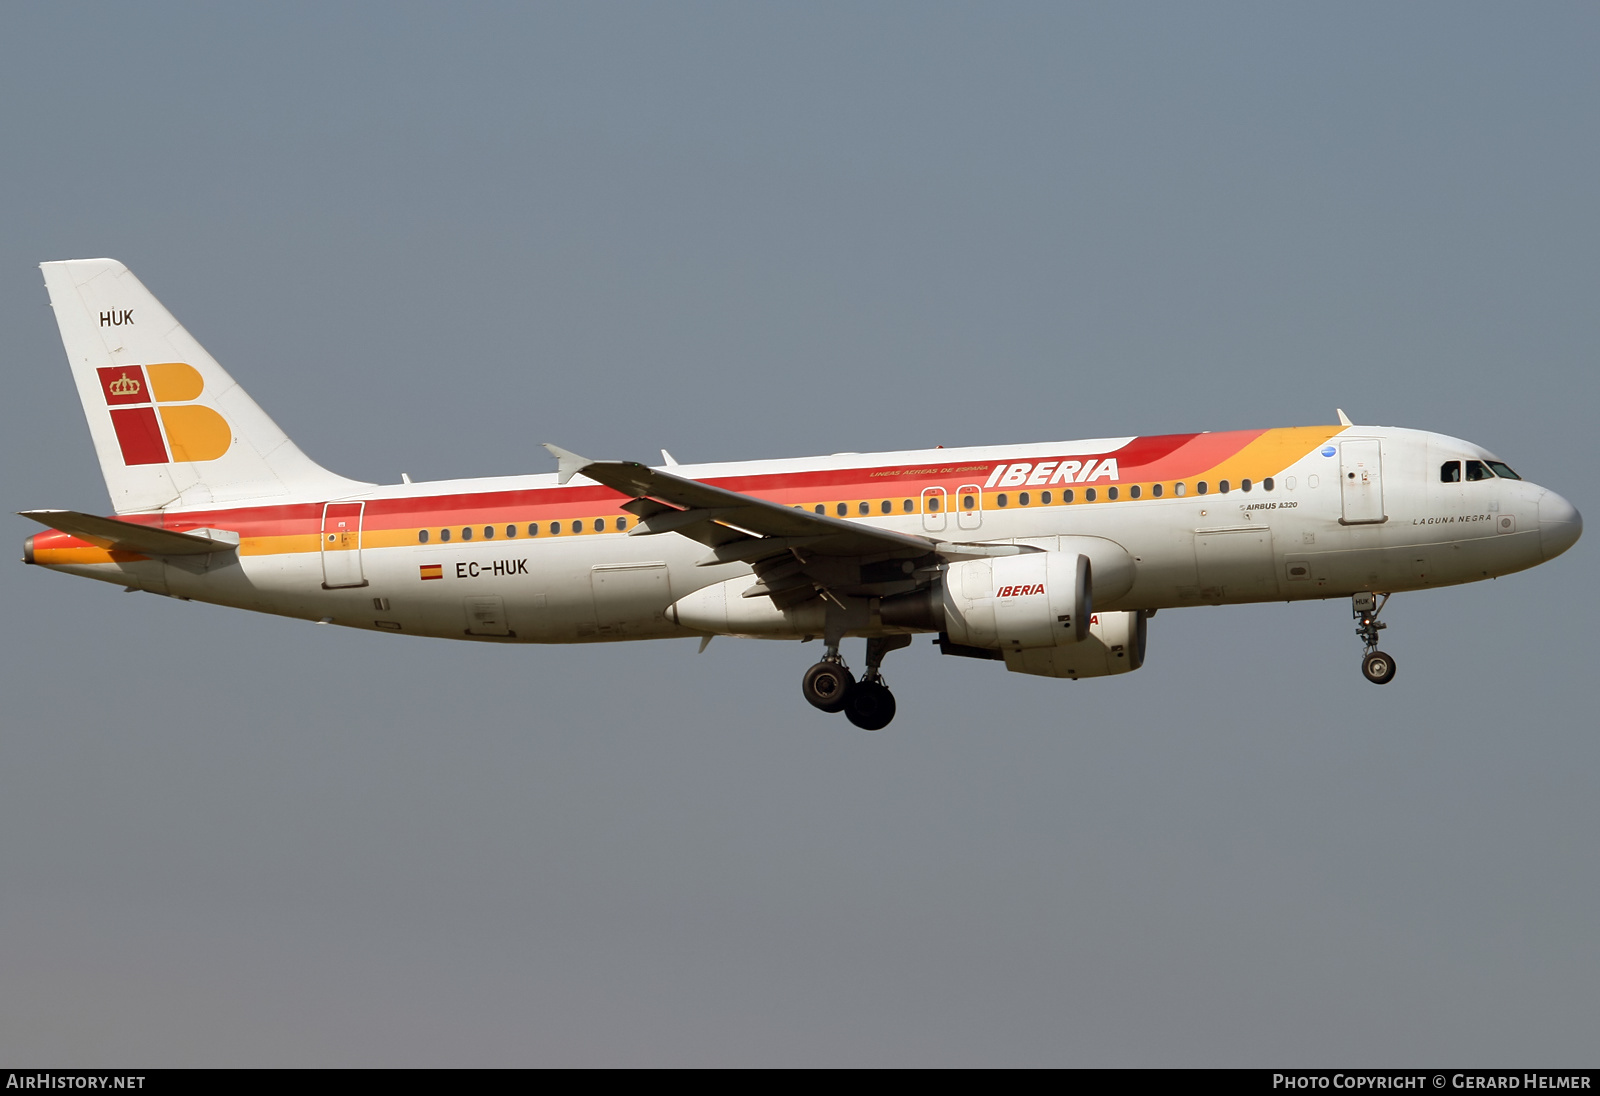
2,2,1596,1065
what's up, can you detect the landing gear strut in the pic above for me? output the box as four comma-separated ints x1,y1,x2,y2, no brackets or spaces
801,635,910,729
1353,592,1397,684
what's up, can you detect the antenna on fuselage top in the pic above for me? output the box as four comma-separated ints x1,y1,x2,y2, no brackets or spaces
1336,408,1354,427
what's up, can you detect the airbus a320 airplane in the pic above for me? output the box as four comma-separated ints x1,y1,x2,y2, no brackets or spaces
23,259,1583,729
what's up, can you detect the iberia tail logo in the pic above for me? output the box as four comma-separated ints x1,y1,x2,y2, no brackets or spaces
97,363,232,465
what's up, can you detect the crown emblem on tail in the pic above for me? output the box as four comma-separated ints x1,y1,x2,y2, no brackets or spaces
108,372,141,396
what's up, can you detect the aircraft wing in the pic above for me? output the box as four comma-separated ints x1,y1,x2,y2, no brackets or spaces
543,444,1030,605
544,444,932,556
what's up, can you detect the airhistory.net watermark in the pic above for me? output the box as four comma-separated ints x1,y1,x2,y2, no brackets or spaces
6,1077,145,1090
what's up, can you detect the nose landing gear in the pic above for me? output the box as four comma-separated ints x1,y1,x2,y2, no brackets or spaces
1353,592,1397,684
801,635,910,729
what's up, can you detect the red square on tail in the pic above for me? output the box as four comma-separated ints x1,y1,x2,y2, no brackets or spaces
98,366,150,405
109,407,169,465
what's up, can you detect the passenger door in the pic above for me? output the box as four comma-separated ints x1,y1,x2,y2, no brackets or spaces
320,502,367,588
1339,440,1386,525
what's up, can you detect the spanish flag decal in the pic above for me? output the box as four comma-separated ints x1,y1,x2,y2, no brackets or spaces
420,564,443,581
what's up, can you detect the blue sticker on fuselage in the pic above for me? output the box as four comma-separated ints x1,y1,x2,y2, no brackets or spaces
1320,445,1337,457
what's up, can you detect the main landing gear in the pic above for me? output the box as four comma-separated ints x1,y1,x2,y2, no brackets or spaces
802,635,911,730
1353,592,1397,685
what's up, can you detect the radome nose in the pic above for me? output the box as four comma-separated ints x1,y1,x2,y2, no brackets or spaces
1538,490,1582,560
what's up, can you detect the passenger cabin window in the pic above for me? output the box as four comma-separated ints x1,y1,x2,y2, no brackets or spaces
506,525,517,538
881,501,892,514
837,503,848,517
529,523,539,536
616,517,627,530
1219,480,1230,494
1084,488,1097,502
573,520,584,533
484,526,494,539
1106,487,1118,500
594,518,606,532
440,528,451,542
550,521,561,535
462,527,472,540
997,494,1008,507
1019,492,1030,506
902,499,913,512
1041,490,1052,504
1466,460,1494,482
1263,477,1274,492
1151,483,1163,498
1196,482,1208,495
1174,483,1186,497
859,502,870,515
1129,485,1141,499
1441,461,1462,483
418,529,430,543
814,505,825,515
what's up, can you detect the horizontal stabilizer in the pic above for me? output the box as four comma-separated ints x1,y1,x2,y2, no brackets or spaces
19,510,239,556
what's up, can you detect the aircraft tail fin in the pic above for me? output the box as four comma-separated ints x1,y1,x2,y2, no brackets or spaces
39,258,370,514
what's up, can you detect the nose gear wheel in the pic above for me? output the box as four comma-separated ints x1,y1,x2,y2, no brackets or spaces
1362,650,1397,684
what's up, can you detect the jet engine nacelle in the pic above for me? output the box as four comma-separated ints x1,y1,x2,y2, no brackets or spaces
1003,610,1148,678
942,551,1092,650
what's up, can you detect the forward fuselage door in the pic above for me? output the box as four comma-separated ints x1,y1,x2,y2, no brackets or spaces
1339,439,1386,525
921,487,947,533
320,501,368,588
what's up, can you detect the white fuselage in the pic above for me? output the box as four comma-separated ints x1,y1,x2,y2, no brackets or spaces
31,425,1578,646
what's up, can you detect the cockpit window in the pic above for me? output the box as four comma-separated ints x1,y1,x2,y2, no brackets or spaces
1487,461,1521,480
1440,461,1461,483
1465,459,1494,482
